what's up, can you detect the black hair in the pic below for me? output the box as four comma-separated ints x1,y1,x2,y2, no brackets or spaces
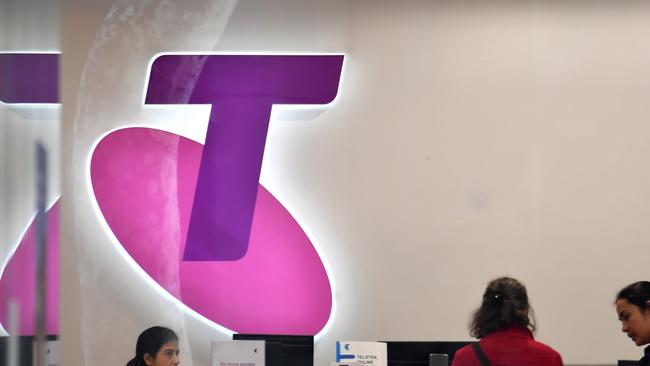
126,326,178,366
469,277,536,339
616,281,650,311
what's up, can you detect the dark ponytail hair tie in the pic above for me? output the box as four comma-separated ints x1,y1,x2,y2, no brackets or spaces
487,292,504,304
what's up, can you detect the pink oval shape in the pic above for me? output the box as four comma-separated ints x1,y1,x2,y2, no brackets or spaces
90,127,332,335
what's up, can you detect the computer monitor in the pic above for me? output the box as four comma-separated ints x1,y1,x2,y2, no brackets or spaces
385,341,473,366
429,354,448,366
618,361,639,366
232,333,314,366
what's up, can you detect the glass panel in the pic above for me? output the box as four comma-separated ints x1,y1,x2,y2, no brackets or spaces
0,1,60,365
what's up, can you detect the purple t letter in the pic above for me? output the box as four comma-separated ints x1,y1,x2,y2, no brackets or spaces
145,55,344,261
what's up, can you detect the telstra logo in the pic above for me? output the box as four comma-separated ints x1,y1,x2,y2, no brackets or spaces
1,53,345,336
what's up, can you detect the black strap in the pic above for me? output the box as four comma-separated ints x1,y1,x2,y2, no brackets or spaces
471,343,492,366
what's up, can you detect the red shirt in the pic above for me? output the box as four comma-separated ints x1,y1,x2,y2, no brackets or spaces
451,327,563,366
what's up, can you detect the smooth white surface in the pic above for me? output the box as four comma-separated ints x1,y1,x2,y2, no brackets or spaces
211,340,265,366
55,1,650,365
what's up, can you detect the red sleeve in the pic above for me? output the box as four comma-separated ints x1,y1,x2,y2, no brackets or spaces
451,345,477,366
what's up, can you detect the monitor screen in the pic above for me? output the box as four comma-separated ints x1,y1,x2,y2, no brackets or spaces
232,333,314,366
385,341,473,366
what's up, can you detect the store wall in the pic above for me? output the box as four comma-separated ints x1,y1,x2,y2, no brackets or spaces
55,1,650,365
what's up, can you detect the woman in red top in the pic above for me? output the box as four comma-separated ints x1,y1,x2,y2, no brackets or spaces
451,277,564,366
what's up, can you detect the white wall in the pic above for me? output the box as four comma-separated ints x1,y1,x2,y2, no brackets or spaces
56,0,650,365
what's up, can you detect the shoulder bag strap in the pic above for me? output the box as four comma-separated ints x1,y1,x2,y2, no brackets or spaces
471,343,492,366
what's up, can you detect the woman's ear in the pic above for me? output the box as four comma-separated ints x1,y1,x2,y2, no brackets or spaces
143,353,155,366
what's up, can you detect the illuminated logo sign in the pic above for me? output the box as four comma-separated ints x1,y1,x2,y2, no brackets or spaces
1,53,345,336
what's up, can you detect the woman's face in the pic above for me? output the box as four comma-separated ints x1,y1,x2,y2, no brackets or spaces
144,341,180,366
616,299,650,346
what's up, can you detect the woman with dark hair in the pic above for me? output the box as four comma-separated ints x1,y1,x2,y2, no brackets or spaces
451,277,563,366
615,281,650,366
126,326,181,366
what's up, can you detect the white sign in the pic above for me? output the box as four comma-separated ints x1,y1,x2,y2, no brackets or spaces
336,341,387,366
44,339,59,366
330,362,365,366
211,340,265,366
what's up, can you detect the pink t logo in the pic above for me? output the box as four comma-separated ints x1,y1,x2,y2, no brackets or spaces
145,55,344,261
90,54,345,334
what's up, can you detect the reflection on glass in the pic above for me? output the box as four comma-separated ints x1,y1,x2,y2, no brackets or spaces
0,1,60,365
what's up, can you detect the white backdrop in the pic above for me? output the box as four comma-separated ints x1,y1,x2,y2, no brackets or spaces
56,1,650,365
